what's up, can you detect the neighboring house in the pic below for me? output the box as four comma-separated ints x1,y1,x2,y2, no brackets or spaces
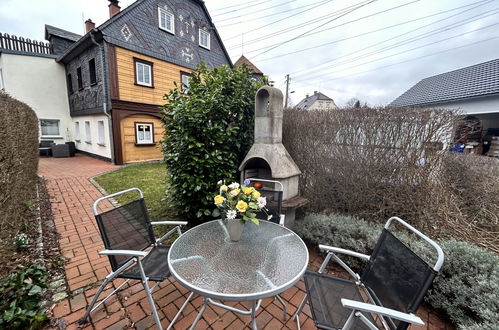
1,0,232,164
0,34,72,142
295,91,338,110
234,55,264,80
389,58,499,143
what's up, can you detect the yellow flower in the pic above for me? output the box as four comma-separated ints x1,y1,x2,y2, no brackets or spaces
252,190,261,199
236,200,248,212
220,185,228,192
243,187,254,195
230,188,240,197
214,195,225,206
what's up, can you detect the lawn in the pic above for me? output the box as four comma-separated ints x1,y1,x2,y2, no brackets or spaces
94,161,178,222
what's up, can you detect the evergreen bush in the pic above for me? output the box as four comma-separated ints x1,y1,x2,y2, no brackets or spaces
296,213,499,329
161,63,265,223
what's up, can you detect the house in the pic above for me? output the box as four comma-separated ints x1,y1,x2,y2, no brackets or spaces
389,58,499,152
234,55,264,80
295,91,338,110
1,0,232,164
0,34,72,142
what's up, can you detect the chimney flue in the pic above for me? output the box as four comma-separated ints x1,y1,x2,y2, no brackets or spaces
85,19,95,33
314,91,318,94
108,0,121,17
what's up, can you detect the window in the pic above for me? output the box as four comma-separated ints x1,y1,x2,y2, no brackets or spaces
134,58,153,87
158,7,174,34
40,119,61,137
74,122,80,141
0,68,4,90
199,28,210,49
180,71,191,94
76,67,83,90
89,59,97,85
97,120,105,145
135,122,154,144
67,74,73,94
85,121,91,143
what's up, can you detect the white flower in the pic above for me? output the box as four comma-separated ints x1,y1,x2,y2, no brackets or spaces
257,196,267,208
228,182,240,189
226,210,237,220
217,180,223,185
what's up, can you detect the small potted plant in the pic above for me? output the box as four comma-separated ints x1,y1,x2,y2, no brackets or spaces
213,179,271,241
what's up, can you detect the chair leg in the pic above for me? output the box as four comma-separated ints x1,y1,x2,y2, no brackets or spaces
293,293,308,330
137,260,162,330
79,275,116,324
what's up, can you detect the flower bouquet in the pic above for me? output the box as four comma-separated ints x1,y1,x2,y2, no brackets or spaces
214,179,271,241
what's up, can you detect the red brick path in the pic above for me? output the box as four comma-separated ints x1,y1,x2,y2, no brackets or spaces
39,155,454,330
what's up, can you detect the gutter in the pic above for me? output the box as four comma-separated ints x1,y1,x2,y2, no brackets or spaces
90,29,115,164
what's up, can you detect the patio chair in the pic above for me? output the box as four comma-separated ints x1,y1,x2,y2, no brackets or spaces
294,216,444,330
51,143,71,158
248,178,285,226
79,188,188,330
39,140,53,156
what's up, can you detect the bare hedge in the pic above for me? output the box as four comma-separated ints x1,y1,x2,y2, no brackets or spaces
0,92,39,238
283,107,499,252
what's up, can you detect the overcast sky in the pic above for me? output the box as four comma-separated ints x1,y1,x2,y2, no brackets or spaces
1,0,498,107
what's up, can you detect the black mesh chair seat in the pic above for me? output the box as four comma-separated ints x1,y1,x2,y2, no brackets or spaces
120,244,171,282
304,271,375,330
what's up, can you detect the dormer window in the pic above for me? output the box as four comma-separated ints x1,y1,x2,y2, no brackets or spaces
199,28,210,50
158,7,174,34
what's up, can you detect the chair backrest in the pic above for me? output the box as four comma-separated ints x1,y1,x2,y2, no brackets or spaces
40,140,53,147
95,198,155,271
255,188,283,224
360,219,442,330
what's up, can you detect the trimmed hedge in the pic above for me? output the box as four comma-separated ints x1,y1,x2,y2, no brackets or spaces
0,92,39,238
295,213,499,329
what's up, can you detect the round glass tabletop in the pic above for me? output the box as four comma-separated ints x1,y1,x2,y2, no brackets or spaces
168,219,309,301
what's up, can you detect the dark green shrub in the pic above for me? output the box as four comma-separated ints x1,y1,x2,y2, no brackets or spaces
296,213,499,329
161,63,265,223
0,266,48,329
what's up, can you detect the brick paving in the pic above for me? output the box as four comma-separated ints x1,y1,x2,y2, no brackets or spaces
39,154,455,330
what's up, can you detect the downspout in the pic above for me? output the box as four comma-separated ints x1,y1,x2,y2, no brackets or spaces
90,29,115,164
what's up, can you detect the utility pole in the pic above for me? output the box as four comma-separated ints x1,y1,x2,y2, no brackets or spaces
284,74,290,109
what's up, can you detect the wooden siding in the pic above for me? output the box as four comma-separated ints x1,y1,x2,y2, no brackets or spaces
120,114,164,163
115,46,191,105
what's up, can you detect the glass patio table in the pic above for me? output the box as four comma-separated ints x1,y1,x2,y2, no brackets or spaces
167,219,309,330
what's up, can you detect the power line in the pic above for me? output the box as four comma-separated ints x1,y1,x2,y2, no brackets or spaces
251,0,419,59
294,29,499,84
215,0,300,23
255,0,492,64
211,0,271,16
243,0,420,55
292,4,498,79
226,0,373,50
218,0,330,31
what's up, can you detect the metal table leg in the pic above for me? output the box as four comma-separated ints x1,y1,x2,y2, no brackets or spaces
189,297,207,330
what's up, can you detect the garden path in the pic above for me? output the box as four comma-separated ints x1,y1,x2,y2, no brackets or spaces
39,154,453,330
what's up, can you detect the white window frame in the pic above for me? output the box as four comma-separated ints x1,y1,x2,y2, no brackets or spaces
40,119,62,138
135,61,152,87
135,122,154,145
199,28,210,50
85,121,91,143
181,72,191,94
158,7,174,34
74,122,80,141
97,120,105,145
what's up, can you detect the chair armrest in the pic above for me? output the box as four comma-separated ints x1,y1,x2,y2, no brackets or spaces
341,299,424,326
99,249,147,257
151,221,188,226
279,214,285,226
319,245,370,261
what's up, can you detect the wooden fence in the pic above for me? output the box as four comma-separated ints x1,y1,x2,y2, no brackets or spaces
0,32,51,54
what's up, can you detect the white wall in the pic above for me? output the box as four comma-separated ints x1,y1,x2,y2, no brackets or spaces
0,52,71,142
72,115,112,159
435,96,499,115
308,99,338,110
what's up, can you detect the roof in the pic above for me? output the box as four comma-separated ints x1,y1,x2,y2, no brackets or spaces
44,25,81,42
234,55,263,74
389,58,499,107
296,91,333,109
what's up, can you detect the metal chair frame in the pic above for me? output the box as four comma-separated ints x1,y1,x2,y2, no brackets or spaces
293,216,444,330
247,178,285,226
79,188,188,330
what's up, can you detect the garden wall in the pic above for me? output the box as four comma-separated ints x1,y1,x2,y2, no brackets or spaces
283,107,499,252
0,92,39,238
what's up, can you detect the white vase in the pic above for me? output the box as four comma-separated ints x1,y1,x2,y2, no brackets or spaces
227,218,245,242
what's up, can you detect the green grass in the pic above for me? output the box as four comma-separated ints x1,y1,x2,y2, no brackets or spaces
94,162,178,222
